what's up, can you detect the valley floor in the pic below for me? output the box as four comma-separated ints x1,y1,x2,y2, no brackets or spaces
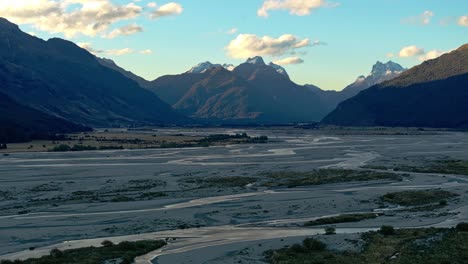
1,128,468,263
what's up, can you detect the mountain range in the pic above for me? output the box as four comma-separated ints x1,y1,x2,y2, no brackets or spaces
1,17,466,143
323,44,468,128
144,56,329,123
104,55,404,124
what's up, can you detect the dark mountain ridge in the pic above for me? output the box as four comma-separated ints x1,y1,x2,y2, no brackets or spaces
0,91,90,143
0,18,185,127
146,57,328,123
322,44,468,128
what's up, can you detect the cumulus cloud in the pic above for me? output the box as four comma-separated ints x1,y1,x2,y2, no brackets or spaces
459,16,468,26
273,57,304,65
395,45,448,62
0,0,142,38
403,10,434,25
398,45,425,57
150,2,183,19
226,34,310,59
257,0,336,17
418,50,447,62
106,23,143,39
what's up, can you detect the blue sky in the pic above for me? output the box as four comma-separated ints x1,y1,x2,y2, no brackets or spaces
2,0,467,90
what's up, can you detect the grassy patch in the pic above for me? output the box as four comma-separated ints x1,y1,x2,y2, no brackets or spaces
381,189,458,206
393,160,468,175
184,176,257,188
1,240,166,264
265,228,468,264
262,169,401,188
138,192,167,199
304,213,380,226
110,195,135,202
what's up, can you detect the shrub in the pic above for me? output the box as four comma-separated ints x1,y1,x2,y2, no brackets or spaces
380,225,395,236
302,238,326,251
101,240,114,247
51,144,71,152
456,222,468,232
50,248,63,258
290,243,306,253
325,227,336,235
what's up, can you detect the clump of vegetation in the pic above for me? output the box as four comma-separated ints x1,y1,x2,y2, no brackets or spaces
302,238,327,251
101,240,114,247
265,228,468,264
361,165,388,170
398,203,447,212
50,144,98,152
304,213,380,226
49,144,123,152
393,160,468,175
110,195,134,202
262,169,401,188
324,227,336,235
0,240,166,264
184,176,257,188
196,133,268,146
381,189,458,206
456,222,468,232
380,225,395,236
199,133,249,142
138,192,167,199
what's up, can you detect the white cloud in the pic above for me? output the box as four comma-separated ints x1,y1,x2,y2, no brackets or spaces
458,16,468,26
226,34,310,59
106,48,134,56
78,42,104,54
396,45,448,62
0,0,142,38
403,10,434,25
398,45,425,57
106,23,142,39
150,2,183,19
273,57,304,65
140,49,153,54
147,2,157,8
418,50,446,62
79,42,152,56
257,0,335,17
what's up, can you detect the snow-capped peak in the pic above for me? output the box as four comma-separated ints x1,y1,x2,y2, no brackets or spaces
246,56,266,66
222,64,235,71
370,61,405,77
268,62,289,77
355,75,366,82
187,61,219,74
